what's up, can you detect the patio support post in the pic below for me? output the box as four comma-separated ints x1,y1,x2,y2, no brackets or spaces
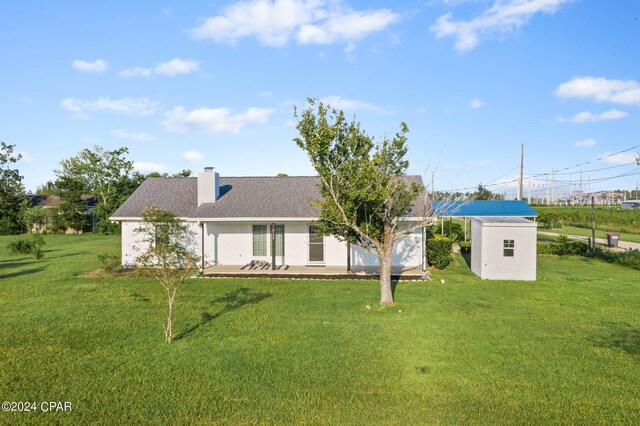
200,222,205,272
347,242,351,273
422,226,427,272
270,223,276,270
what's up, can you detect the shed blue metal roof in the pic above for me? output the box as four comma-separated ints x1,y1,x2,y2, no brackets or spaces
432,200,538,217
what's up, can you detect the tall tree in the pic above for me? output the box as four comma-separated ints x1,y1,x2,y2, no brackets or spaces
57,175,89,232
0,142,26,234
134,205,200,343
294,99,429,306
56,145,135,232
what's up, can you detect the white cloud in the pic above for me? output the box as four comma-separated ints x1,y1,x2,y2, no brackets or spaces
557,109,627,123
72,59,108,73
119,58,200,77
320,96,389,114
18,152,33,163
162,106,275,134
154,58,200,76
110,129,155,142
133,161,168,173
260,91,273,96
119,67,152,78
60,97,158,117
182,151,206,163
190,0,399,49
600,151,638,165
470,98,484,109
430,0,571,52
573,138,596,147
416,107,426,114
555,76,640,105
297,9,399,46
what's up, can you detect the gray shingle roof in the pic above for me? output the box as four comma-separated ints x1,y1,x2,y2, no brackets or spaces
111,177,198,218
111,175,427,219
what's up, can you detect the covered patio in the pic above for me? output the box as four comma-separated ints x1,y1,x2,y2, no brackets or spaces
202,264,428,280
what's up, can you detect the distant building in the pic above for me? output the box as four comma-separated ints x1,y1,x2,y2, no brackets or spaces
621,199,640,209
27,194,97,233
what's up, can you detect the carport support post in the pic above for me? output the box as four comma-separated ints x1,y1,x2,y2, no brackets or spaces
270,223,276,270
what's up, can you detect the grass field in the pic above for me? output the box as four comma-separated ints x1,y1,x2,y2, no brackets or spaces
1,234,640,424
541,224,640,244
534,205,640,235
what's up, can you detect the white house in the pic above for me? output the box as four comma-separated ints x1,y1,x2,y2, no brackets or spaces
470,217,537,281
111,168,428,272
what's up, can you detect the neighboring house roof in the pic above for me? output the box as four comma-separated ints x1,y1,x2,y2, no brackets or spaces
28,194,97,208
111,175,428,220
432,200,539,217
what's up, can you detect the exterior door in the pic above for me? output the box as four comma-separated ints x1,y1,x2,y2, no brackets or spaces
308,225,324,262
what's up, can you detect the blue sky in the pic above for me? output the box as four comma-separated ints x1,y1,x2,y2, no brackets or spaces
2,0,639,198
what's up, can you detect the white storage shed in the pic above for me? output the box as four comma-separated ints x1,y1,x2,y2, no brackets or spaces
471,217,537,281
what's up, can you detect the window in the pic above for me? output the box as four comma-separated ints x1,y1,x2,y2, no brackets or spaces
503,239,515,257
274,224,284,256
253,225,267,256
308,225,324,262
253,224,285,256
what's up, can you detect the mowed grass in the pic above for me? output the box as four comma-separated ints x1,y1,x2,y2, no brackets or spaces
542,224,640,244
1,235,640,424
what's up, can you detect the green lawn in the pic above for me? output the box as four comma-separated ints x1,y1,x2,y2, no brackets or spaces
1,234,640,424
541,224,640,244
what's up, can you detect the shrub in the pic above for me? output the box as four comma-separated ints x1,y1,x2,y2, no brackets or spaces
615,249,640,270
7,234,46,259
537,237,588,256
427,222,464,242
7,238,33,255
427,235,454,270
98,254,123,274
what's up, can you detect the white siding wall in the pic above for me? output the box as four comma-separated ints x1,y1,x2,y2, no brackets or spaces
203,221,423,267
121,220,202,267
470,219,483,277
121,219,422,268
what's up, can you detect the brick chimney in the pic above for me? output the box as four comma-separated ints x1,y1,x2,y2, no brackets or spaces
197,167,219,205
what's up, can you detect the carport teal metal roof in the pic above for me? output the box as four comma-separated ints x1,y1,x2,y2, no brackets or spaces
432,200,538,217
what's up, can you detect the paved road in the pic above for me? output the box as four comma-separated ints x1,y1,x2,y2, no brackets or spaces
539,231,640,251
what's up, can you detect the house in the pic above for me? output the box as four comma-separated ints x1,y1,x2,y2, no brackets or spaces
110,168,429,272
27,194,97,233
433,200,539,280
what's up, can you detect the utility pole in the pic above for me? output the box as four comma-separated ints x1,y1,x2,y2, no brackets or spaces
551,168,556,205
546,175,550,205
518,143,524,201
591,196,596,255
431,172,435,197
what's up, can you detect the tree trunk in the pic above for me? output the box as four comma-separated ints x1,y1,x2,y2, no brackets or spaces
378,225,394,306
166,288,177,343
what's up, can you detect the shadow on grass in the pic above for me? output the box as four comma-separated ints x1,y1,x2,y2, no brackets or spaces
590,323,640,356
46,252,83,260
461,252,472,269
174,287,272,341
0,266,48,280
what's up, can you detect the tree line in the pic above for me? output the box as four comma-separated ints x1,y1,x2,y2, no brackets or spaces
0,141,190,235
